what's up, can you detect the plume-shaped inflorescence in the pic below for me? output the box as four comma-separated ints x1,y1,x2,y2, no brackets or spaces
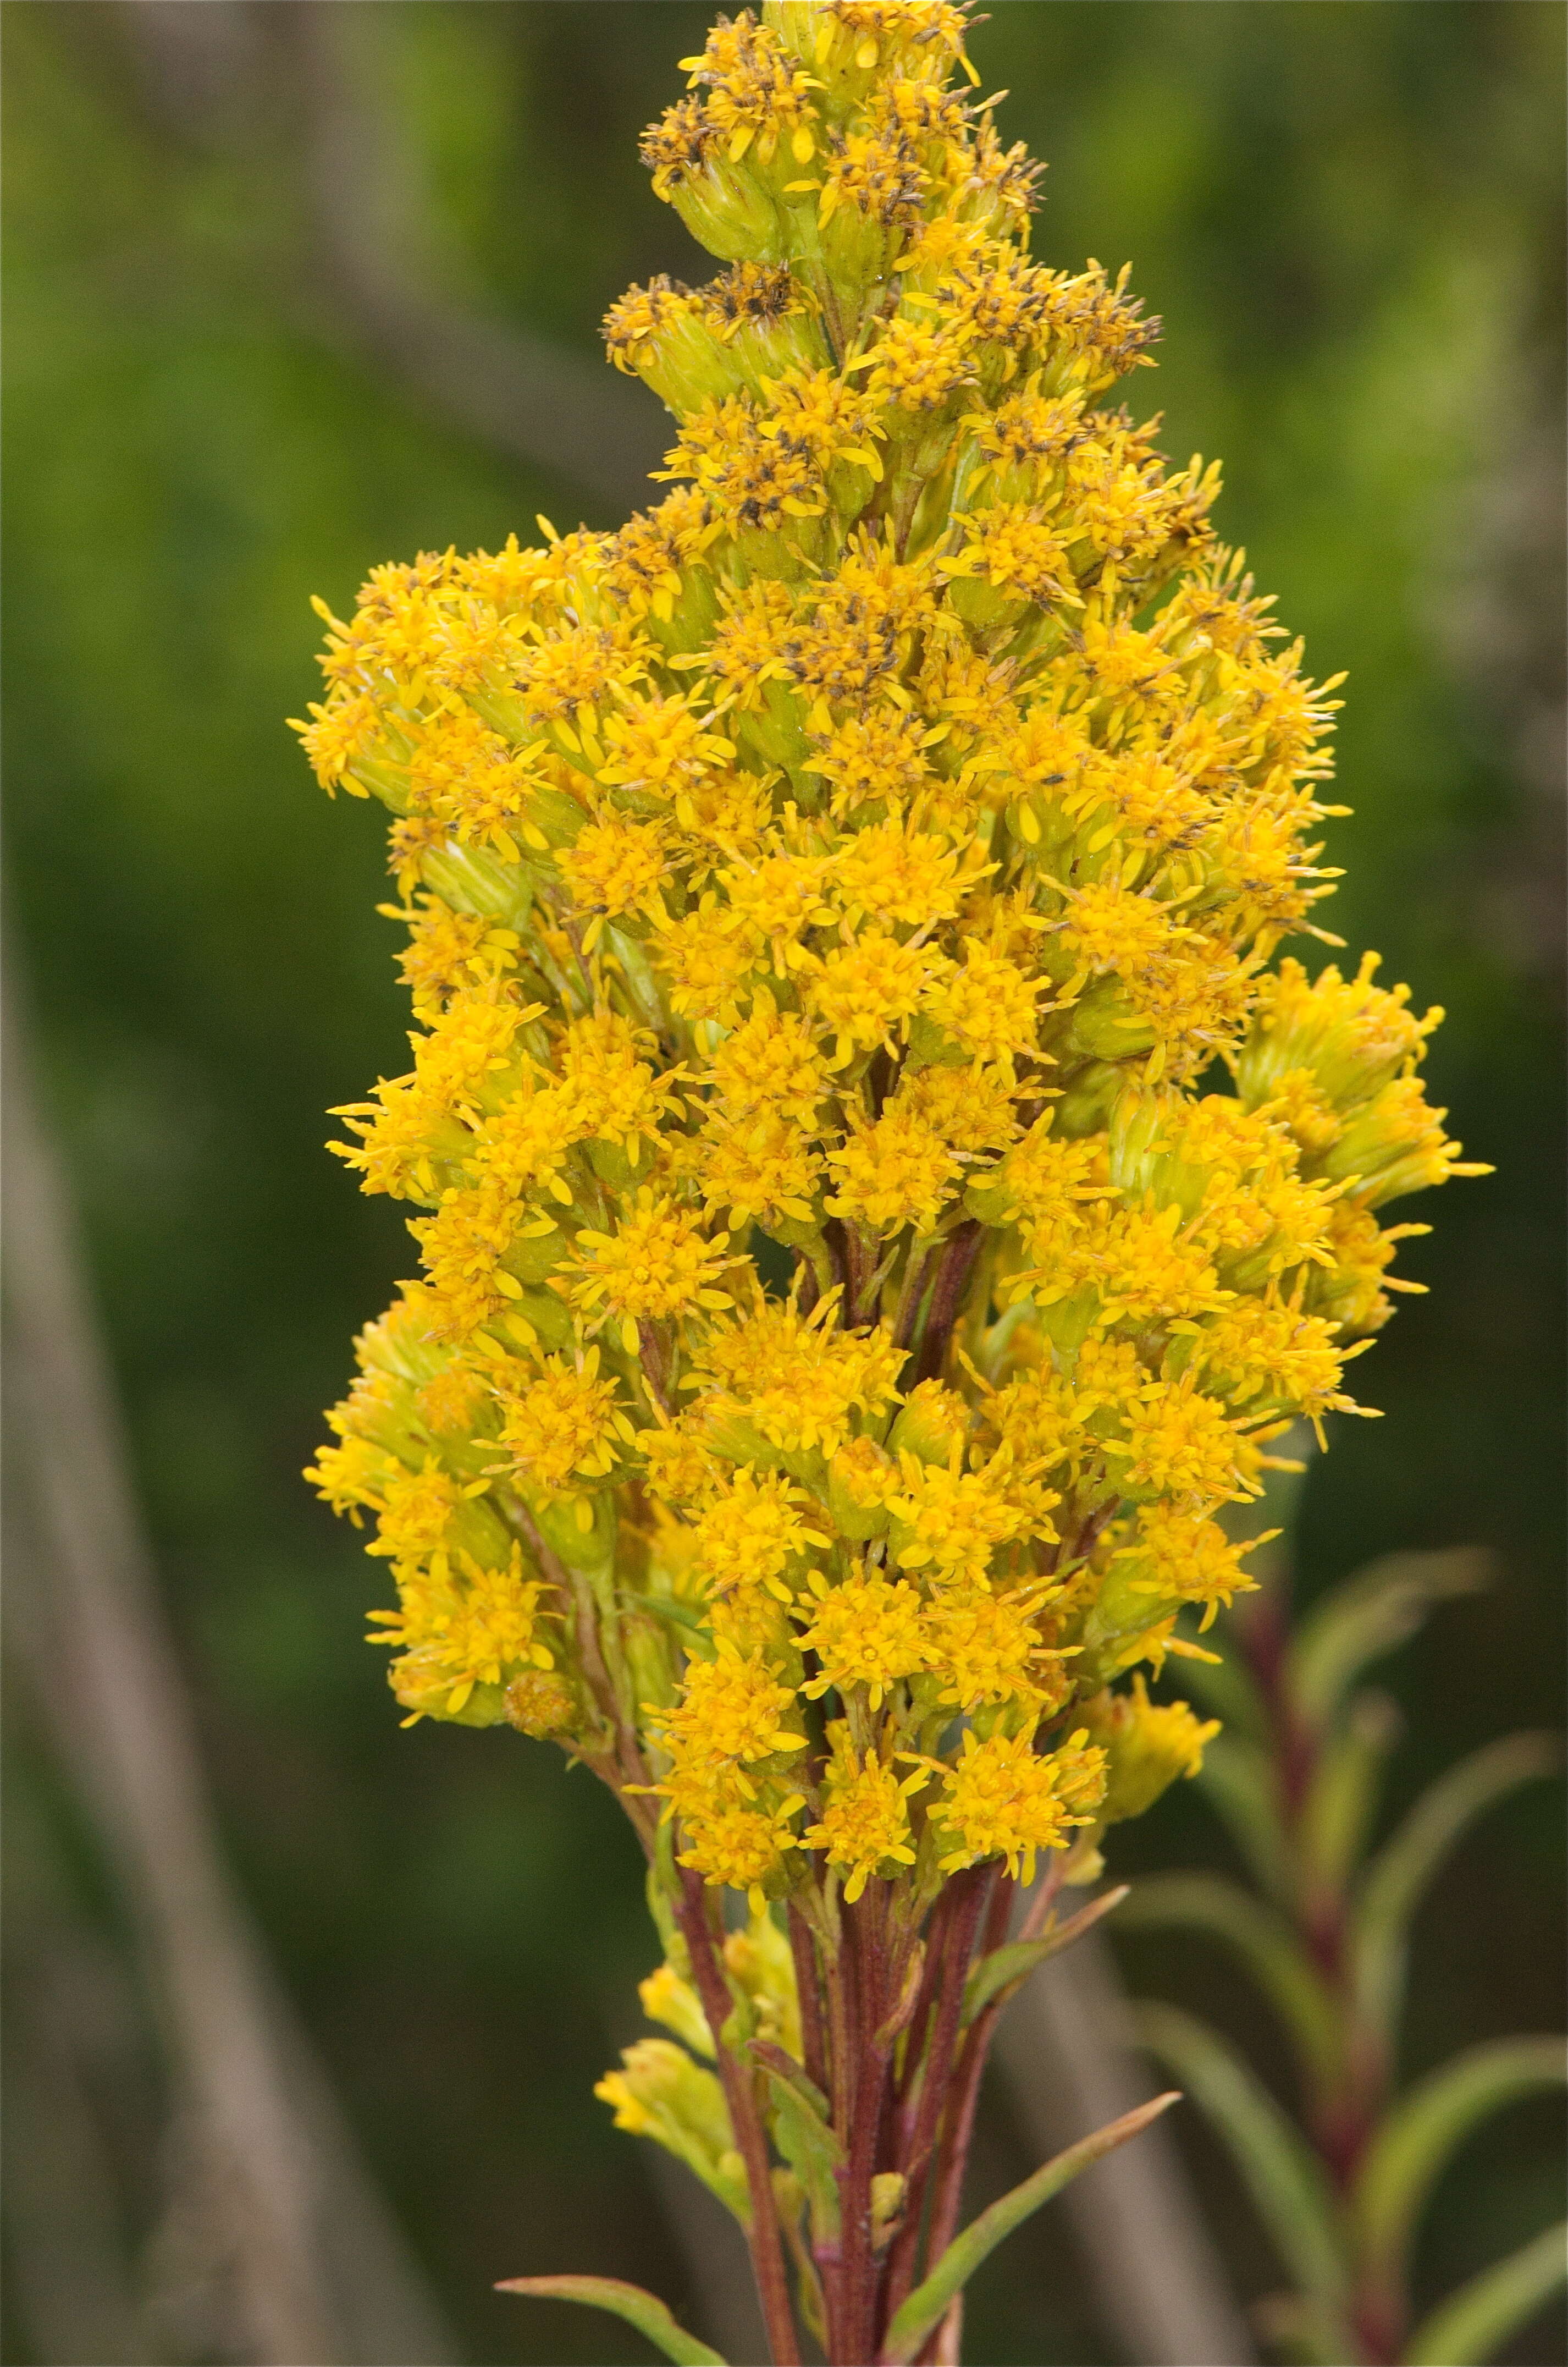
294,8,1483,2358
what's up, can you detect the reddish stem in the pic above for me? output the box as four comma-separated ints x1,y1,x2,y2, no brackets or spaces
882,1867,994,2331
788,1902,830,2102
920,2001,997,2311
834,1889,897,2365
912,1221,982,1384
896,1883,956,2112
675,1872,801,2367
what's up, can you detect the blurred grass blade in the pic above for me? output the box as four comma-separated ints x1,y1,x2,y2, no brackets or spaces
1402,2221,1568,2365
962,1886,1129,2024
1297,1689,1402,1900
1351,1735,1560,2047
495,2274,728,2365
1136,2002,1350,2314
1285,1551,1491,1737
877,2092,1180,2365
1116,1874,1340,2091
1169,1633,1271,1742
1195,1735,1295,1906
1352,2038,1567,2291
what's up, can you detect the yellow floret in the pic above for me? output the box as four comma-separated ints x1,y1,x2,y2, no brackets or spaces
936,1726,1106,1882
566,1192,733,1350
805,1732,928,1902
796,1572,932,1705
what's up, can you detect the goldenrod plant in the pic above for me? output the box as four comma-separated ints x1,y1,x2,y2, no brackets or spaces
292,7,1484,2359
1124,1484,1565,2367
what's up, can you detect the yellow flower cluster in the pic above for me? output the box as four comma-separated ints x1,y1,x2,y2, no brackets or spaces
299,0,1482,1932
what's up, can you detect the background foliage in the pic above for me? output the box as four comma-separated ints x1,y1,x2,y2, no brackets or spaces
4,5,1562,2362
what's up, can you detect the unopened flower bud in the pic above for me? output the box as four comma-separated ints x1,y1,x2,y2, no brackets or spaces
890,1379,969,1468
502,1666,577,1738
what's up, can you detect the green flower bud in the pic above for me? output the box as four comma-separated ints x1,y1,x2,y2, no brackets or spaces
888,1379,968,1468
502,1666,579,1738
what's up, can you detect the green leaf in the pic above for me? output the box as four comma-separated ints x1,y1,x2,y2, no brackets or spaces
495,2274,728,2365
1135,2001,1350,2314
1194,1734,1295,1906
1296,1688,1401,1900
1172,1633,1271,1742
1285,1550,1490,1737
748,2039,844,2241
747,2039,833,2131
962,1885,1129,2024
1352,2038,1567,2290
1116,1873,1340,2092
1403,2222,1568,2366
877,2092,1180,2365
1350,1735,1560,2050
622,1590,710,1635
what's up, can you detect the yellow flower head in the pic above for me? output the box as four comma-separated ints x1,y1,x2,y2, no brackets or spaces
305,0,1478,1930
688,1465,830,1602
888,1456,1033,1587
805,1730,929,1902
797,1572,932,1706
494,1348,633,1495
1079,1676,1219,1822
567,1191,733,1350
655,1642,807,1770
936,1727,1107,1884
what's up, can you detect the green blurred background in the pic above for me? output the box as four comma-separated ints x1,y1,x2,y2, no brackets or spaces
3,5,1563,2362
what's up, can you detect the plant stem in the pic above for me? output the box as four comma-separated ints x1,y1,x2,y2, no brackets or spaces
911,1221,982,1385
788,1902,830,2101
675,1871,802,2367
882,1867,994,2332
835,1890,896,2365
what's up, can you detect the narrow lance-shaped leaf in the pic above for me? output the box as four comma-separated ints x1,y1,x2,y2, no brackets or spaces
1351,2037,1567,2294
1402,2222,1568,2367
748,2039,844,2242
962,1886,1129,2025
1285,1550,1490,1738
495,2274,728,2366
1194,1733,1296,1908
1171,1627,1272,1742
1296,1689,1401,1901
876,2093,1181,2366
1115,1872,1341,2094
1350,1734,1560,2050
1135,2001,1351,2318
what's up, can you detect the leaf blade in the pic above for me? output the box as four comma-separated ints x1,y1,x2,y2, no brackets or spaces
1285,1549,1490,1737
1403,2222,1568,2366
962,1886,1129,2024
1135,2000,1350,2313
1115,1872,1340,2091
1350,1735,1560,2049
1352,2037,1567,2291
877,2093,1180,2364
495,2274,728,2366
